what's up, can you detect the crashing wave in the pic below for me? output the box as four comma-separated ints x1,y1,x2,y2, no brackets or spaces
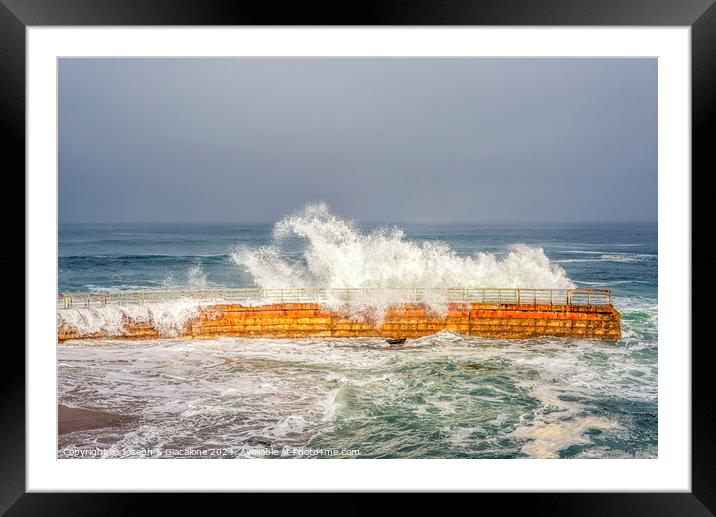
58,299,201,338
231,203,574,318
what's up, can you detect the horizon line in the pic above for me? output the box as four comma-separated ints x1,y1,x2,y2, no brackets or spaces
58,220,658,226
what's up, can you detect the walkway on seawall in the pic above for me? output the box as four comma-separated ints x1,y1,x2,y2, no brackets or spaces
57,288,621,342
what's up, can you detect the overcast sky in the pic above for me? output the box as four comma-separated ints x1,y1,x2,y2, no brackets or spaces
59,58,656,224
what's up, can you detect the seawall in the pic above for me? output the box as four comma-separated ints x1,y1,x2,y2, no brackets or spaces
58,302,621,342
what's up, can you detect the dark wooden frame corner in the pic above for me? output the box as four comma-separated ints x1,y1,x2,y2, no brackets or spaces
2,0,712,513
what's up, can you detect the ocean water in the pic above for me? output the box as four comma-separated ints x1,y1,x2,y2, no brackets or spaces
58,207,657,459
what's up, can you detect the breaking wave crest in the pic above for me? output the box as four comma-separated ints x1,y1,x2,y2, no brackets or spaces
230,203,574,318
232,203,573,291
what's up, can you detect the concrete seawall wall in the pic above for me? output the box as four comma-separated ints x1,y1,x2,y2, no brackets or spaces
58,302,621,341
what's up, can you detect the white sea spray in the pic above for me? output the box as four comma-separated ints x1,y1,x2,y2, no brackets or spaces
231,203,574,318
57,299,201,338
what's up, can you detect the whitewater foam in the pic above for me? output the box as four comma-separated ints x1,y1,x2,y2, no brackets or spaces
511,382,620,458
58,329,657,458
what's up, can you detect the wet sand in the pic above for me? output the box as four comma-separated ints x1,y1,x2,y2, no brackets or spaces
58,404,137,435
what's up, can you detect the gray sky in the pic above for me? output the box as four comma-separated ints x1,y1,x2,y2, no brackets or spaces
59,58,656,224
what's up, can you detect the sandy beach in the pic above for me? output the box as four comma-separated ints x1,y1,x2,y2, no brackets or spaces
58,404,137,435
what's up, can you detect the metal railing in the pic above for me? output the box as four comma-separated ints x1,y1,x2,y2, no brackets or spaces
57,287,612,309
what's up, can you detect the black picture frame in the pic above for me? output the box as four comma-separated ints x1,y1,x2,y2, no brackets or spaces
2,0,711,513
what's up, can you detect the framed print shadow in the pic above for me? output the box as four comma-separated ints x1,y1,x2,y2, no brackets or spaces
3,0,712,513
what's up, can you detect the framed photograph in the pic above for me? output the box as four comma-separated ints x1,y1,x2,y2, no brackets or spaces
4,0,711,512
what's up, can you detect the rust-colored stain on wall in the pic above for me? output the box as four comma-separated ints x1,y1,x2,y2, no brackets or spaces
58,302,621,342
